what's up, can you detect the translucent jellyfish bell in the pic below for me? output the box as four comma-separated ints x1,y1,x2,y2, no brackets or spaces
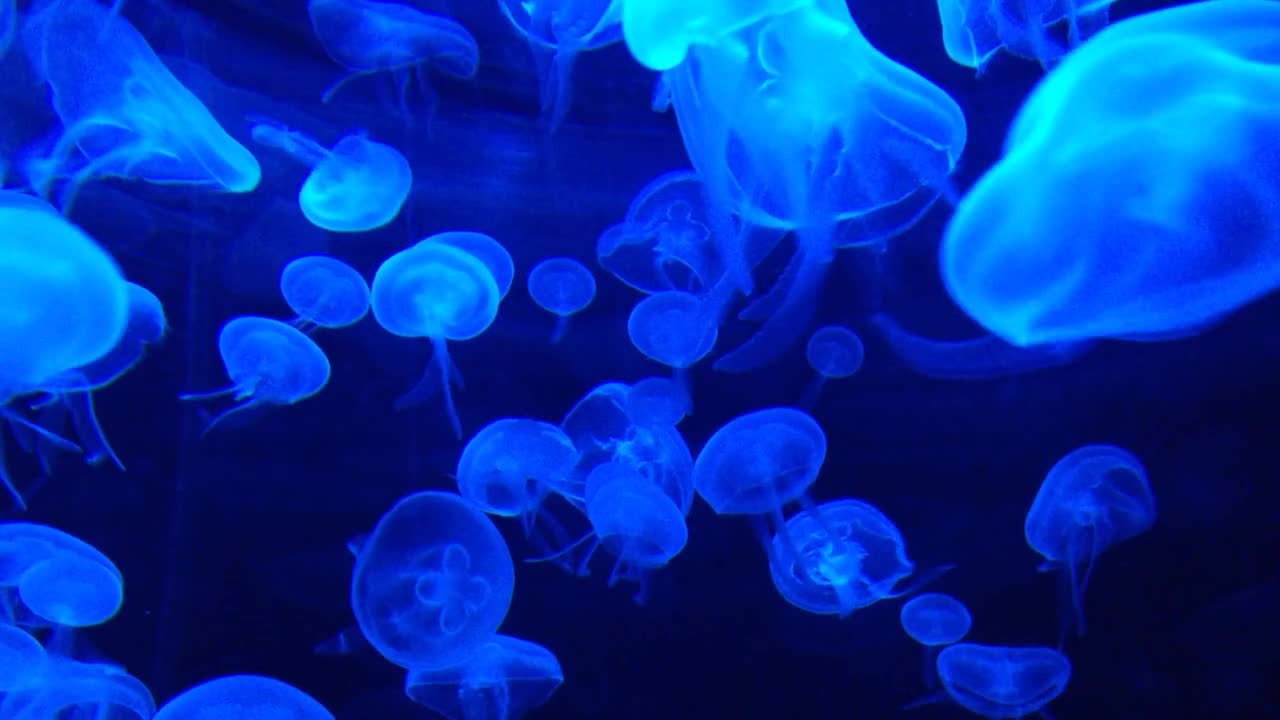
153,675,334,720
251,121,411,232
527,257,597,343
1025,444,1156,637
624,376,691,428
900,593,973,647
627,291,718,371
405,634,564,720
179,316,332,435
0,624,46,691
456,418,580,527
425,231,516,299
0,522,124,628
279,255,371,330
935,644,1071,719
352,491,515,670
0,657,154,720
801,324,864,409
693,407,825,519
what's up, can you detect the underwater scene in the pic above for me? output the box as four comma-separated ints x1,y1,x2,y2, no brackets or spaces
0,0,1278,717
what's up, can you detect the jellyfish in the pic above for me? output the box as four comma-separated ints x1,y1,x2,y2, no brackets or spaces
621,0,815,71
405,634,563,720
940,0,1280,347
933,644,1071,719
627,291,718,382
424,231,516,300
0,624,45,692
624,376,691,428
526,257,597,343
20,0,260,210
936,0,1116,73
800,324,865,409
1025,444,1156,637
0,657,155,720
371,239,503,439
279,255,371,330
0,522,123,628
251,120,411,233
179,316,332,435
455,418,580,531
901,592,973,689
153,675,334,720
351,491,515,670
869,313,1091,380
497,0,622,130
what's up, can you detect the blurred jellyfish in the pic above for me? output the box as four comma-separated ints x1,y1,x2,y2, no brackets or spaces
279,255,371,330
624,376,691,428
527,257,597,343
1025,444,1156,637
179,316,332,435
937,0,1116,73
901,592,973,689
869,313,1091,380
0,657,154,720
153,675,334,720
800,324,864,409
0,522,123,628
456,418,580,531
933,643,1071,719
406,634,563,720
627,291,718,383
251,120,411,232
351,491,514,670
0,624,45,692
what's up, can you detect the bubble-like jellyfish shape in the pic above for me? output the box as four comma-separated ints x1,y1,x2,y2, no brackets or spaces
940,0,1280,347
937,0,1115,73
424,231,516,300
901,593,973,646
280,255,371,330
693,407,825,518
0,522,123,628
353,491,514,670
527,257,597,343
627,291,718,371
869,313,1090,380
1025,444,1155,636
251,121,411,233
800,324,865,409
371,240,502,438
0,657,154,720
308,0,478,113
456,418,580,527
498,0,622,130
622,0,810,71
0,625,46,692
179,316,332,435
625,376,691,428
936,644,1071,719
20,0,260,210
405,634,564,720
154,675,334,720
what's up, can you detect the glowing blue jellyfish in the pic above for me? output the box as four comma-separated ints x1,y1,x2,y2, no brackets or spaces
0,624,45,691
869,313,1091,380
456,418,580,529
153,675,334,720
371,240,502,438
527,257,597,343
693,407,825,520
21,0,260,210
308,0,479,112
801,324,864,409
627,291,718,373
251,120,411,232
940,0,1280,347
624,376,691,428
901,593,973,647
406,635,563,720
279,255,371,330
179,316,332,435
935,644,1071,718
1025,444,1155,637
351,491,515,670
937,0,1115,73
425,231,516,300
0,522,123,628
0,657,154,720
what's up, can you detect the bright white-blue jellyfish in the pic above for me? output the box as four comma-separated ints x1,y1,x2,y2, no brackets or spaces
21,0,260,210
251,120,411,233
1025,444,1155,637
279,255,371,330
801,324,864,409
869,313,1091,380
901,592,973,690
405,634,563,720
179,316,332,435
153,675,334,720
932,644,1071,719
527,257,597,343
455,417,580,532
351,491,514,670
0,522,123,628
936,0,1116,73
0,656,154,720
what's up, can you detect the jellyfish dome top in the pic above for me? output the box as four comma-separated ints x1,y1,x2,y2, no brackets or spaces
937,0,1117,73
0,522,124,628
1025,444,1156,636
900,592,973,646
936,643,1072,719
405,634,564,720
421,231,516,300
527,256,597,342
626,290,719,370
251,121,412,233
581,462,688,596
0,657,154,720
624,376,691,428
153,675,334,720
20,0,261,209
806,325,865,379
279,254,371,329
0,624,46,692
352,491,515,671
693,407,826,518
456,418,580,521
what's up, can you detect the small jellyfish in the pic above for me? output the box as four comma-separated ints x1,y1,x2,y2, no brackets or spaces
0,657,154,720
153,675,334,720
352,491,515,670
627,291,718,378
251,120,411,232
624,376,691,428
405,634,564,720
456,418,580,530
527,257,597,343
425,231,516,299
179,316,332,435
0,522,123,628
692,407,825,520
901,592,973,689
0,625,46,692
934,644,1071,719
1025,444,1156,637
279,255,371,330
800,324,864,409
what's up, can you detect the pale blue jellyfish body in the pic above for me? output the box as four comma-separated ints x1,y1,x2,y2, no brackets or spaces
693,407,825,518
251,122,411,233
0,523,123,628
527,257,597,343
936,0,1116,72
153,675,334,720
371,240,502,438
0,624,45,691
456,418,580,523
280,255,371,329
869,314,1090,380
21,0,260,208
901,593,973,646
1025,444,1155,636
179,316,332,434
624,377,691,428
352,491,515,670
940,0,1280,347
627,291,718,370
405,634,564,720
801,324,864,408
0,657,154,720
425,231,516,299
936,644,1071,719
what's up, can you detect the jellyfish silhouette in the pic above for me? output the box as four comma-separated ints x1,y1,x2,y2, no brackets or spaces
693,407,825,521
901,592,973,689
624,376,691,428
405,634,564,720
0,522,123,628
937,0,1116,73
351,491,514,670
0,656,154,720
279,255,371,330
801,324,864,408
153,675,334,720
456,418,580,531
1025,444,1155,637
627,291,719,381
932,643,1071,719
0,624,46,692
179,316,332,435
869,313,1091,380
527,257,597,343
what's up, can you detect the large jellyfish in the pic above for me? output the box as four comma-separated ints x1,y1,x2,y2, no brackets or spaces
936,0,1117,73
0,522,123,628
153,675,334,720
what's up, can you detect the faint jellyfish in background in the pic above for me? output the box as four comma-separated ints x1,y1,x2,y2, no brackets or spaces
900,592,973,689
279,255,371,331
936,0,1116,73
624,376,691,428
0,522,123,629
527,257,597,343
0,656,155,720
153,674,334,720
406,634,564,720
927,643,1072,719
178,316,332,435
428,231,516,300
371,237,504,439
869,313,1091,381
497,0,622,130
20,0,260,211
800,324,865,409
627,290,718,388
250,119,411,233
455,418,580,533
1025,444,1156,638
0,624,46,691
352,491,515,670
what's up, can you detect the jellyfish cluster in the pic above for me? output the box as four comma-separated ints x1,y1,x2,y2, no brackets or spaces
0,0,1273,717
